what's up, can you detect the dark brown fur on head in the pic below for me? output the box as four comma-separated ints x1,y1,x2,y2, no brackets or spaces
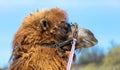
10,8,71,70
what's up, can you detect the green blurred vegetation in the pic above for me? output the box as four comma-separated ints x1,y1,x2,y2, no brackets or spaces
72,45,120,70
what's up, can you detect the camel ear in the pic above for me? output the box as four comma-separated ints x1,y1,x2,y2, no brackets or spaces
40,18,49,30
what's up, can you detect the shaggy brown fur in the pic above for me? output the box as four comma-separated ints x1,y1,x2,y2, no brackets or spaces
10,8,70,70
10,8,98,70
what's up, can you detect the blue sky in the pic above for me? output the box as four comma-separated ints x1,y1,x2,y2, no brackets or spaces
0,0,120,68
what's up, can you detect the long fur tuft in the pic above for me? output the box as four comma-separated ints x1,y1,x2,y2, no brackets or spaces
10,8,71,70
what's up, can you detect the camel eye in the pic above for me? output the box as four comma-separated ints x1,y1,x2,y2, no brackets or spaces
40,18,49,30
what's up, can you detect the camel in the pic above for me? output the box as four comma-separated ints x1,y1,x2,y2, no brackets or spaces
9,8,98,70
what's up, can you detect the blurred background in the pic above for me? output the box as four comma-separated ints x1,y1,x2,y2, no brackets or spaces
0,0,120,70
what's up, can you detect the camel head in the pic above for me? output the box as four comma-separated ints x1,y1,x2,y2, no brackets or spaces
13,8,98,52
10,8,98,70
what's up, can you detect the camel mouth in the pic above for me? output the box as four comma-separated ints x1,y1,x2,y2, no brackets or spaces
82,38,98,48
